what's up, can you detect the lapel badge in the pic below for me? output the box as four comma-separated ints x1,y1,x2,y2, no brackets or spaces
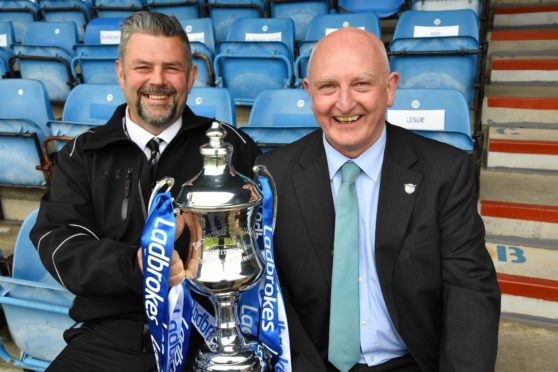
404,183,416,195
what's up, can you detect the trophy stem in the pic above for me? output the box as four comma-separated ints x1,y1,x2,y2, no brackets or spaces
212,293,244,353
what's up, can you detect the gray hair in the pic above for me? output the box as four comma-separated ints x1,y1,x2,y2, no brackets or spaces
119,11,192,66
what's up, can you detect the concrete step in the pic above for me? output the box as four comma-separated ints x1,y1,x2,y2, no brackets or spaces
480,170,558,321
482,96,558,128
488,29,558,56
0,187,43,222
493,4,558,28
490,58,558,84
486,127,558,171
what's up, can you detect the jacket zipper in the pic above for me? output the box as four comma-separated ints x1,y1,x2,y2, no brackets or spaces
121,167,132,220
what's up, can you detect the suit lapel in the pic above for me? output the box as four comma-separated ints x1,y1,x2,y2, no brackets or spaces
291,132,335,289
376,125,422,328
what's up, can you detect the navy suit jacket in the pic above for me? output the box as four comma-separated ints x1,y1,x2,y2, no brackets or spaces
258,124,500,372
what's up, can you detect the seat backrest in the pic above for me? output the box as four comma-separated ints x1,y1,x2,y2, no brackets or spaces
0,21,16,50
206,0,265,42
22,21,79,54
337,0,405,18
180,17,216,55
392,9,479,46
248,89,318,127
412,0,483,16
386,88,473,150
269,0,329,42
0,79,53,133
226,17,295,56
62,83,124,123
0,0,40,42
305,12,381,41
12,209,60,284
187,87,236,125
83,17,123,45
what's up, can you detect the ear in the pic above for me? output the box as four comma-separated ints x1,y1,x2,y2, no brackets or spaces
386,71,400,107
187,65,198,91
115,59,125,90
302,77,312,95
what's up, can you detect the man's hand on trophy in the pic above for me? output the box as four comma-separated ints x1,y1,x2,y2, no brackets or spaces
136,248,186,287
178,212,201,280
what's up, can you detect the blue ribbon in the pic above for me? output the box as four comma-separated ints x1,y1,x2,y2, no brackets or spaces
141,192,193,372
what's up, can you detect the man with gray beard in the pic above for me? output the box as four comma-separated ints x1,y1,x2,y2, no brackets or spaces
30,11,260,371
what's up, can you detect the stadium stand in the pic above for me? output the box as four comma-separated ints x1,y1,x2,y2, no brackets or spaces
336,0,405,18
11,21,80,102
39,0,92,42
145,0,203,19
204,0,266,43
214,17,295,105
72,17,122,84
0,209,74,371
180,18,216,86
387,88,474,151
294,12,381,86
187,87,236,125
266,0,330,42
0,79,52,187
0,0,39,43
93,0,143,18
241,88,318,151
389,9,481,106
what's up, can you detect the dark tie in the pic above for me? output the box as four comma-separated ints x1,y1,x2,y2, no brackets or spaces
329,161,361,372
146,137,161,182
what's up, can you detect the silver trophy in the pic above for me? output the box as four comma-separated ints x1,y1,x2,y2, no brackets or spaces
174,122,270,371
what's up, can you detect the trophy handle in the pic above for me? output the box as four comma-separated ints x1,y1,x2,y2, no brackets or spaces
147,177,175,213
252,165,277,231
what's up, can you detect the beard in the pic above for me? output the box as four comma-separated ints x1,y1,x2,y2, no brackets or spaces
136,86,178,128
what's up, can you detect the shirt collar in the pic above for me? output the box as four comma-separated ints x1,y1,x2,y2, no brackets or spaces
125,106,182,149
323,125,386,183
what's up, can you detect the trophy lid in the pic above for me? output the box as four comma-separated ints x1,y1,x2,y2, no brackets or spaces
175,122,262,212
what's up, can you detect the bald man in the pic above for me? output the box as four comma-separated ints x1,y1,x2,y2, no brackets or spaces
258,28,500,372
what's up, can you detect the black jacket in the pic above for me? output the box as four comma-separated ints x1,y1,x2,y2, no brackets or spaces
30,104,261,324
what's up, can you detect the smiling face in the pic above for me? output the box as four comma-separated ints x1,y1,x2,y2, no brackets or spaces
303,28,399,158
116,33,197,134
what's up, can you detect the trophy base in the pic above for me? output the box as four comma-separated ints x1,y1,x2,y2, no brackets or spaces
194,349,264,372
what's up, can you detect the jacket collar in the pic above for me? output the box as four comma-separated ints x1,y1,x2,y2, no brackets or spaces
82,104,212,151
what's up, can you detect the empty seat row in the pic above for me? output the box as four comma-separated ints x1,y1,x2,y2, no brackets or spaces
241,87,473,152
0,78,236,187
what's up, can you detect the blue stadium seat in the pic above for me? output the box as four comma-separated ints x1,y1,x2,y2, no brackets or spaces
180,18,216,86
241,88,318,151
389,9,480,105
145,0,203,19
72,18,122,84
412,0,483,16
204,0,266,43
0,21,16,78
214,17,295,105
187,87,236,125
93,0,143,18
0,209,74,371
39,0,92,42
267,0,330,42
336,0,405,18
0,0,39,43
11,22,79,102
295,12,381,86
47,84,124,151
387,88,473,151
0,79,52,186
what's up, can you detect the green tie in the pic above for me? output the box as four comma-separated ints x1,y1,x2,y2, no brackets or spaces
329,161,361,372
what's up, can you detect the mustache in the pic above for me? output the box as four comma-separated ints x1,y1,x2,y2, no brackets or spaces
138,86,177,95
